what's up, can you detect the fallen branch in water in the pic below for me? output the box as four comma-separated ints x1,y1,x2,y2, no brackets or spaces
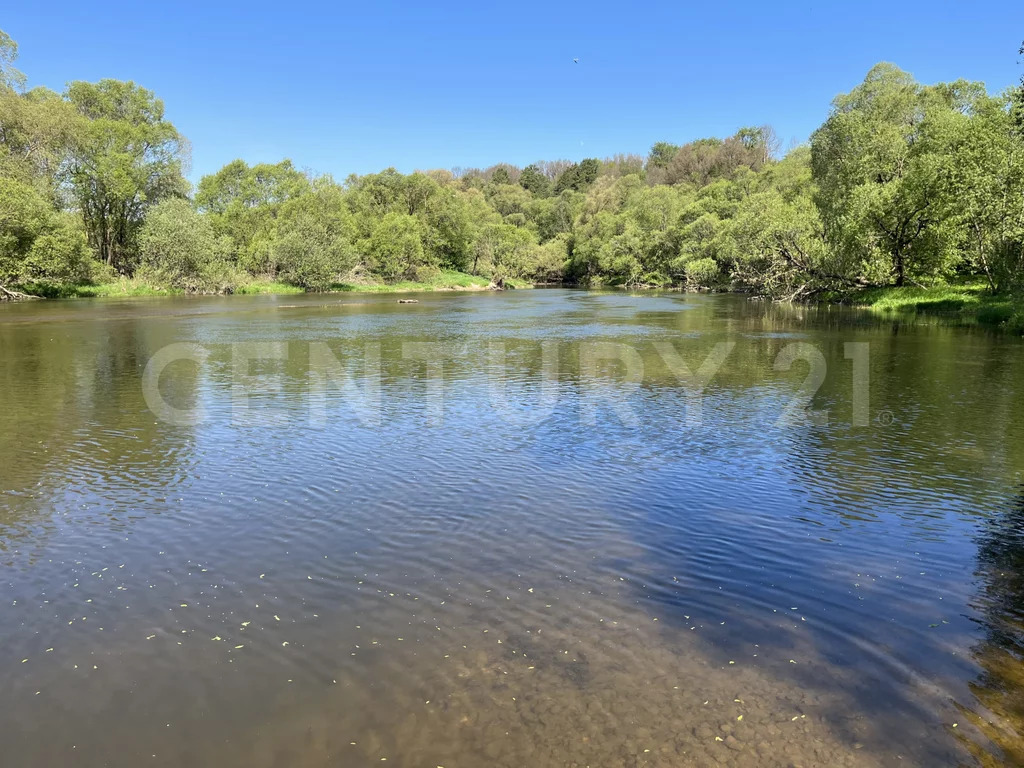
0,284,41,301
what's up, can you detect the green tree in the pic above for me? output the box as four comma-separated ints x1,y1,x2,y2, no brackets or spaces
367,212,430,280
490,166,511,185
554,158,600,193
273,180,357,290
195,159,310,273
519,164,552,197
66,79,188,273
471,221,537,278
347,169,470,272
137,198,235,293
0,29,25,91
811,64,980,286
1013,40,1024,130
647,142,680,169
728,189,853,299
941,94,1024,292
0,176,92,295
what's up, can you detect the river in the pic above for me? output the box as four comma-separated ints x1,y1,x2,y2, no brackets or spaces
1,289,1022,767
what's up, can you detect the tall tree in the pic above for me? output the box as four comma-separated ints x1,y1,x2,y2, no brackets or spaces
195,159,310,271
0,29,25,91
555,158,600,193
518,164,552,197
811,64,980,286
65,79,188,273
942,94,1024,292
0,31,91,297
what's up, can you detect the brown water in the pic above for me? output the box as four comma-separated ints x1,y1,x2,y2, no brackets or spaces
1,289,1022,767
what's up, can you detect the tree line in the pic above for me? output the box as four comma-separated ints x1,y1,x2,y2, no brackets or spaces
2,28,1023,300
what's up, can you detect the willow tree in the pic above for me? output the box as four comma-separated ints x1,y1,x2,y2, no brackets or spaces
65,79,188,273
0,30,91,298
941,94,1024,292
811,64,981,286
195,159,310,273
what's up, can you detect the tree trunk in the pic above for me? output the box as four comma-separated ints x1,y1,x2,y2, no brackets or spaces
894,248,906,287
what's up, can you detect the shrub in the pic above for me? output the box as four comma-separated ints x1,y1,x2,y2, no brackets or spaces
138,199,235,292
684,257,720,287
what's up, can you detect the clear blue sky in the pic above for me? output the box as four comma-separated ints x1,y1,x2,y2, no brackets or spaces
5,1,1023,183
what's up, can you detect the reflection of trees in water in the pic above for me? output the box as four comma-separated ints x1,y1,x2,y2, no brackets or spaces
0,318,199,554
961,486,1024,766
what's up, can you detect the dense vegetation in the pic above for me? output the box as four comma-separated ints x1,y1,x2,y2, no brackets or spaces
2,29,1023,314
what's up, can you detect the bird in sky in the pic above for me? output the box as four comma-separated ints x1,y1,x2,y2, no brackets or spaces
573,58,579,64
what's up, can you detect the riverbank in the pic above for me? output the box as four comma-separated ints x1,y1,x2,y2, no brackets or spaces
10,271,534,300
843,282,1024,333
7,274,1023,335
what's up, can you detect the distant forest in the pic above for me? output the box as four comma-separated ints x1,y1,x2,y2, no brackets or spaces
2,29,1023,300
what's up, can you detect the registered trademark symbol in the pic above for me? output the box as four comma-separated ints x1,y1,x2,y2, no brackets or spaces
876,409,894,426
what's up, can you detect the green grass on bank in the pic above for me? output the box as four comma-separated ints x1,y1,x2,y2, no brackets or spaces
13,271,533,300
331,270,492,292
16,278,183,298
233,280,305,295
848,280,1024,333
331,270,535,292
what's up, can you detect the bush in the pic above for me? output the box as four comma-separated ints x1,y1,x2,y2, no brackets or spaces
138,199,235,292
684,257,720,287
18,212,93,284
366,212,432,281
0,178,95,288
274,219,356,291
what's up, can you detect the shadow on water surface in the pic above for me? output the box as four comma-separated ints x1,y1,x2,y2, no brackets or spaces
957,485,1024,766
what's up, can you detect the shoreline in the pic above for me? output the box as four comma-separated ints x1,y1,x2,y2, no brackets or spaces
7,272,535,301
6,276,1022,334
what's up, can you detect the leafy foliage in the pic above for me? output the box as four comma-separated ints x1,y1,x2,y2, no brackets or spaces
1,25,1022,302
137,198,234,292
66,79,188,273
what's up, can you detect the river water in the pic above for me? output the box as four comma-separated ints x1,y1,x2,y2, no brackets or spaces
1,289,1022,767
